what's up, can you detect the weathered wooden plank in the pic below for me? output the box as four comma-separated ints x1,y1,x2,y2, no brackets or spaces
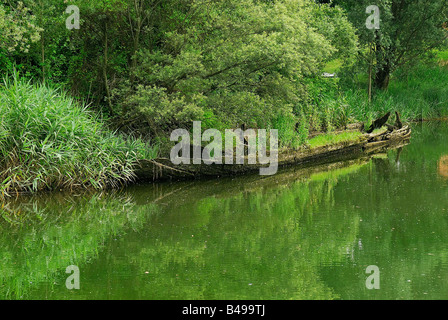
135,125,412,181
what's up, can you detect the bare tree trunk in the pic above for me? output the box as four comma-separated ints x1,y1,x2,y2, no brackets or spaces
41,35,45,84
130,23,141,86
40,0,45,83
374,33,391,91
129,0,145,87
103,19,113,114
368,44,373,103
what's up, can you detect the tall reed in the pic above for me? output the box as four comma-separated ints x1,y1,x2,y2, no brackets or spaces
0,72,157,196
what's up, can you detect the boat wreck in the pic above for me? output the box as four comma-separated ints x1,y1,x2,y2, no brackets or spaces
135,122,412,182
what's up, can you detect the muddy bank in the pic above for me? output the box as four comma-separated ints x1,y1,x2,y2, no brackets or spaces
135,125,412,181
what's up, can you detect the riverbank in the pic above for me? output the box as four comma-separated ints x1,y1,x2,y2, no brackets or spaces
2,66,446,197
0,72,416,196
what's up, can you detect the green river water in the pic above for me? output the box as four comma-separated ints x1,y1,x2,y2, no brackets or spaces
2,122,448,300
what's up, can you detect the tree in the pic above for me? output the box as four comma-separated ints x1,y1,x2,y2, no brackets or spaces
0,0,359,145
337,0,448,90
112,0,358,135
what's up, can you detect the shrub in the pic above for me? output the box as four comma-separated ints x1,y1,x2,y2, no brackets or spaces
0,72,157,196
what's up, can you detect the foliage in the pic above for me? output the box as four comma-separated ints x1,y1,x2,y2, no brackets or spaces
337,0,448,90
0,71,157,196
340,63,448,123
109,0,357,136
1,0,359,147
2,0,448,154
0,1,42,54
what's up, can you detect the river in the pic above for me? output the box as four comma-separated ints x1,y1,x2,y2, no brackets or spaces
1,121,448,300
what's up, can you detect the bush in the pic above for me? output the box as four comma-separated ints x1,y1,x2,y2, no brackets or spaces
0,72,157,196
109,0,357,140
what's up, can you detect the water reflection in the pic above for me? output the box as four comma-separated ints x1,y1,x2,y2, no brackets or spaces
2,122,448,300
1,160,369,300
0,192,158,299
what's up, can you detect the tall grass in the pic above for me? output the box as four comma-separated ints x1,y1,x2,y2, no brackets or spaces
0,72,157,196
308,63,448,134
345,65,448,122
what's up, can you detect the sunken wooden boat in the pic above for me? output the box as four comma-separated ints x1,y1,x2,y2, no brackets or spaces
135,124,412,181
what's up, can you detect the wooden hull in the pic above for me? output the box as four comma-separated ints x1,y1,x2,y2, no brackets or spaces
135,126,412,181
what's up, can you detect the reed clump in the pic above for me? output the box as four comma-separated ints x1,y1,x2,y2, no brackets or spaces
0,72,157,197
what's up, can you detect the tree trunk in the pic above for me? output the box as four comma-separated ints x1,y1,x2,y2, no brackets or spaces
368,44,373,102
103,18,114,114
40,0,45,83
374,30,392,91
129,0,144,87
41,34,45,84
130,24,141,86
375,64,391,90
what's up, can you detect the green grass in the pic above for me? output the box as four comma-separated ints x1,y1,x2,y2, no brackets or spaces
309,62,448,137
374,65,448,120
0,72,157,196
308,131,363,149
